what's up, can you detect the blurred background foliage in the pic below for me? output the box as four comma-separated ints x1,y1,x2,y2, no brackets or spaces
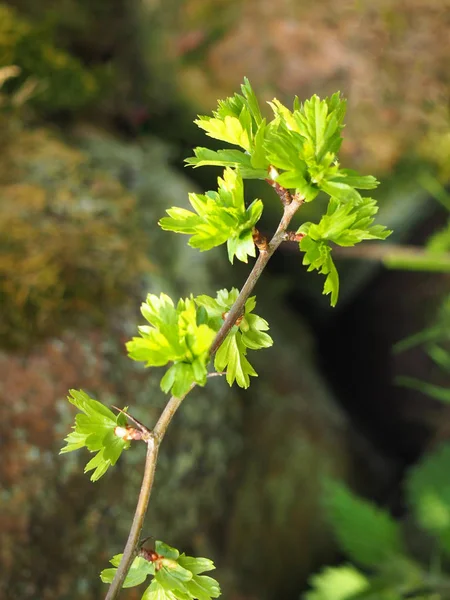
1,1,450,599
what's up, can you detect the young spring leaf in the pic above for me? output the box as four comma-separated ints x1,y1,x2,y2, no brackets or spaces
324,480,404,567
298,197,392,305
195,288,273,388
142,580,178,600
268,94,379,203
197,76,261,148
187,81,381,219
184,148,267,179
127,294,216,397
214,332,257,388
101,542,221,600
159,168,263,264
300,237,340,307
60,389,130,481
101,554,155,587
295,93,347,163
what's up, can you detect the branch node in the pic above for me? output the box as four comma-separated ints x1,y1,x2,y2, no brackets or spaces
112,405,152,441
283,230,305,243
115,425,148,442
221,311,244,327
265,168,292,206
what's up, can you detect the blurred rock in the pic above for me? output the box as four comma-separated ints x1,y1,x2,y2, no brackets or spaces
146,0,450,176
0,117,150,348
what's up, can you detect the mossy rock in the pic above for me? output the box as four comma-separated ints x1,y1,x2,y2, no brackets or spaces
0,118,150,347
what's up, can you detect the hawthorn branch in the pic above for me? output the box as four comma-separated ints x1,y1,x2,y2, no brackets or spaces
265,176,292,206
105,185,304,600
104,377,221,599
105,440,158,600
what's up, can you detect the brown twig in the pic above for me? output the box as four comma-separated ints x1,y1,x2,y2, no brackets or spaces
265,178,292,206
210,193,304,356
105,439,159,599
105,184,304,600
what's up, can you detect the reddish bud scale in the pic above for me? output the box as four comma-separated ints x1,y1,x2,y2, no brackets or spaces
222,311,243,327
252,228,269,252
284,231,306,242
139,548,163,570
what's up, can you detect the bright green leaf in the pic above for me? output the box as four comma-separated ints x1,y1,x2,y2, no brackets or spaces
185,575,221,600
299,197,391,305
195,289,272,387
127,294,216,397
60,390,129,481
215,331,257,388
156,564,192,596
177,556,216,575
142,580,179,600
184,148,267,179
300,236,340,306
100,543,220,600
194,115,251,151
159,168,262,264
100,555,155,588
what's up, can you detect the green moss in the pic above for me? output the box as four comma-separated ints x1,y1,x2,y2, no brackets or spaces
0,118,150,347
0,3,98,111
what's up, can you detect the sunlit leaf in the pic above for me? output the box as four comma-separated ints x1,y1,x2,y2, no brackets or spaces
60,390,129,481
127,294,216,397
160,168,262,264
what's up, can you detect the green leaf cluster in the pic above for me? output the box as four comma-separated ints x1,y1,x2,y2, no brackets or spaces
186,78,268,179
159,168,262,263
181,79,390,305
101,541,221,600
127,289,272,393
186,79,378,203
299,197,392,305
196,288,273,388
126,293,216,397
60,389,130,481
